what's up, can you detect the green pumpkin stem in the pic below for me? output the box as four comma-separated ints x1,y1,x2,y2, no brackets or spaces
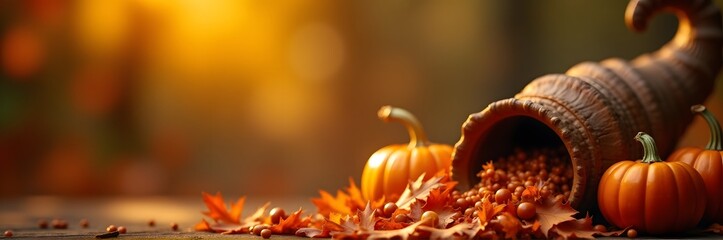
692,105,723,151
635,132,662,163
378,106,430,148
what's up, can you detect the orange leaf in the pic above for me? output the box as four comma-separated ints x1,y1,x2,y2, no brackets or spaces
201,192,244,224
483,161,495,171
194,219,211,231
535,195,578,237
476,197,505,230
312,178,377,217
396,174,446,210
312,189,352,216
345,178,366,209
270,208,306,234
497,212,521,239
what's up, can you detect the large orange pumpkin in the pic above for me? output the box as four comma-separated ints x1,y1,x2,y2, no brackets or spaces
598,132,706,235
668,105,723,224
361,106,453,202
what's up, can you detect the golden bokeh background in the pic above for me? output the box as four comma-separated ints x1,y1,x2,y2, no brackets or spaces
0,0,722,198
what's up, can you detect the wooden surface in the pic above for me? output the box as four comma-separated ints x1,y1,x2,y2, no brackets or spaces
0,196,314,239
0,196,720,239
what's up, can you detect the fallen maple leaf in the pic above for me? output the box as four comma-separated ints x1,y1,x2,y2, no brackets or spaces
196,192,270,234
313,189,353,216
396,174,446,210
535,196,578,238
550,214,599,239
201,192,245,224
312,178,384,217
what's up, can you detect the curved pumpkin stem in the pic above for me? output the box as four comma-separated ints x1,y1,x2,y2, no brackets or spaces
378,106,430,148
635,132,662,163
692,105,723,151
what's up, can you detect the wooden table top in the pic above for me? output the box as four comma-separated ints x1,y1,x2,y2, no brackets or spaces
1,196,720,239
0,196,314,239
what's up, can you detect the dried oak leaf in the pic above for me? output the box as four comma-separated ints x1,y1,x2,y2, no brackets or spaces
536,196,578,238
417,221,480,239
549,214,599,239
395,174,447,210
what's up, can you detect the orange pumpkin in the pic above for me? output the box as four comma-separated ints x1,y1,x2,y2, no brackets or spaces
361,106,453,202
598,132,706,235
668,105,723,224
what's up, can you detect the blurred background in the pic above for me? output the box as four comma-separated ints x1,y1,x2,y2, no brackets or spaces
0,0,722,198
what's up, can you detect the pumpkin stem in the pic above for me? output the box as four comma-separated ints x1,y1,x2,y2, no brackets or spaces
378,106,430,148
635,132,662,163
692,105,723,151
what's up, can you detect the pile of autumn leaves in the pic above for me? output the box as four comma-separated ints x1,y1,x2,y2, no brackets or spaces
195,173,627,239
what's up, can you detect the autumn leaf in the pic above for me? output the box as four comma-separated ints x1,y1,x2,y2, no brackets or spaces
270,208,307,234
550,214,598,239
201,192,245,224
295,227,328,238
522,219,541,233
536,195,578,237
194,219,211,231
345,178,367,210
521,180,546,202
497,212,521,239
312,178,383,217
408,200,424,221
476,197,505,230
243,202,270,224
483,161,495,171
396,174,446,210
422,188,459,228
313,189,352,216
196,192,270,234
366,220,425,240
417,221,480,239
358,202,377,231
375,219,406,230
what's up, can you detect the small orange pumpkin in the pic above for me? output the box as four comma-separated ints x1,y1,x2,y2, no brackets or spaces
598,132,706,235
668,105,723,224
361,106,453,202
